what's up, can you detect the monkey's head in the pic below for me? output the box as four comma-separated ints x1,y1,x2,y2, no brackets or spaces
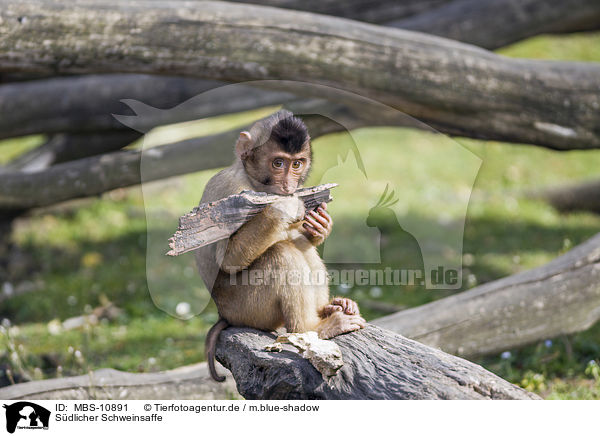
236,110,312,195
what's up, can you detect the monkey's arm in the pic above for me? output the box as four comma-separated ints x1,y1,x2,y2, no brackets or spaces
217,197,304,274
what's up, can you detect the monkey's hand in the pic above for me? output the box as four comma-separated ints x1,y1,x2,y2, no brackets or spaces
267,196,305,224
302,202,333,246
318,297,360,318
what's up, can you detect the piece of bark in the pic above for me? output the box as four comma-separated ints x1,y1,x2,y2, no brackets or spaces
216,325,540,400
167,184,337,256
0,75,295,140
274,332,344,378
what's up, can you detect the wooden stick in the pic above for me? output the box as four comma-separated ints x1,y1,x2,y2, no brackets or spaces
167,184,337,256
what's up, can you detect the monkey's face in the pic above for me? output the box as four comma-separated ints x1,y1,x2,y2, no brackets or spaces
244,140,312,195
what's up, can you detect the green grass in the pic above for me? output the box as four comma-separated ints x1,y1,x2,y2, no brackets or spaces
499,32,600,61
0,135,44,164
1,31,600,398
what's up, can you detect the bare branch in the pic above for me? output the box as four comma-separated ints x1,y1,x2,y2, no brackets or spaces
0,106,354,210
0,75,295,140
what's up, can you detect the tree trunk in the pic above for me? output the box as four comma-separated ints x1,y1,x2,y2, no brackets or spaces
1,1,598,150
215,325,539,399
0,75,296,140
0,100,366,210
374,232,600,357
0,326,540,400
245,0,600,49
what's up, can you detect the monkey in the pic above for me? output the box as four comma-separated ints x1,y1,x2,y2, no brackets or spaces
196,110,365,382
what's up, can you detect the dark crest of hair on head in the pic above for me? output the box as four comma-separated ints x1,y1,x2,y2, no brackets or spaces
250,110,309,153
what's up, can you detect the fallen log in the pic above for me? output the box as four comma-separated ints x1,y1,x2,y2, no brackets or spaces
0,132,140,173
0,99,367,210
167,184,336,256
373,232,600,357
245,0,600,49
0,362,239,400
216,325,539,399
1,1,599,150
3,0,594,141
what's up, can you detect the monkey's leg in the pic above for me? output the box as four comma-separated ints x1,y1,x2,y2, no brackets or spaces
212,239,311,332
212,269,283,331
316,311,366,339
260,241,323,333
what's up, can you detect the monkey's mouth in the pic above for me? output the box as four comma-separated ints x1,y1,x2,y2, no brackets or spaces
265,186,296,196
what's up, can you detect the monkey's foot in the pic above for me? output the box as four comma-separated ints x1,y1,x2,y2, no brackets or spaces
317,311,366,339
320,297,360,318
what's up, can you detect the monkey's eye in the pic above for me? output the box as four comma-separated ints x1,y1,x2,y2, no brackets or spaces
272,159,284,169
292,160,302,170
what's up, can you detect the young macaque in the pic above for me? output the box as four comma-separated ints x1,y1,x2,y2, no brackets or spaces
196,110,365,381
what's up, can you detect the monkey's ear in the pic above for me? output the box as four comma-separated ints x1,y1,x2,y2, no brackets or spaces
235,131,253,160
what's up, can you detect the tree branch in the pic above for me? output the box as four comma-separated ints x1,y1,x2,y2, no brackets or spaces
535,179,600,214
391,0,600,50
0,106,357,210
0,75,296,140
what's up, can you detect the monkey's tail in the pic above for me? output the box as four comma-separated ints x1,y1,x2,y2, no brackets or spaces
206,318,229,383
